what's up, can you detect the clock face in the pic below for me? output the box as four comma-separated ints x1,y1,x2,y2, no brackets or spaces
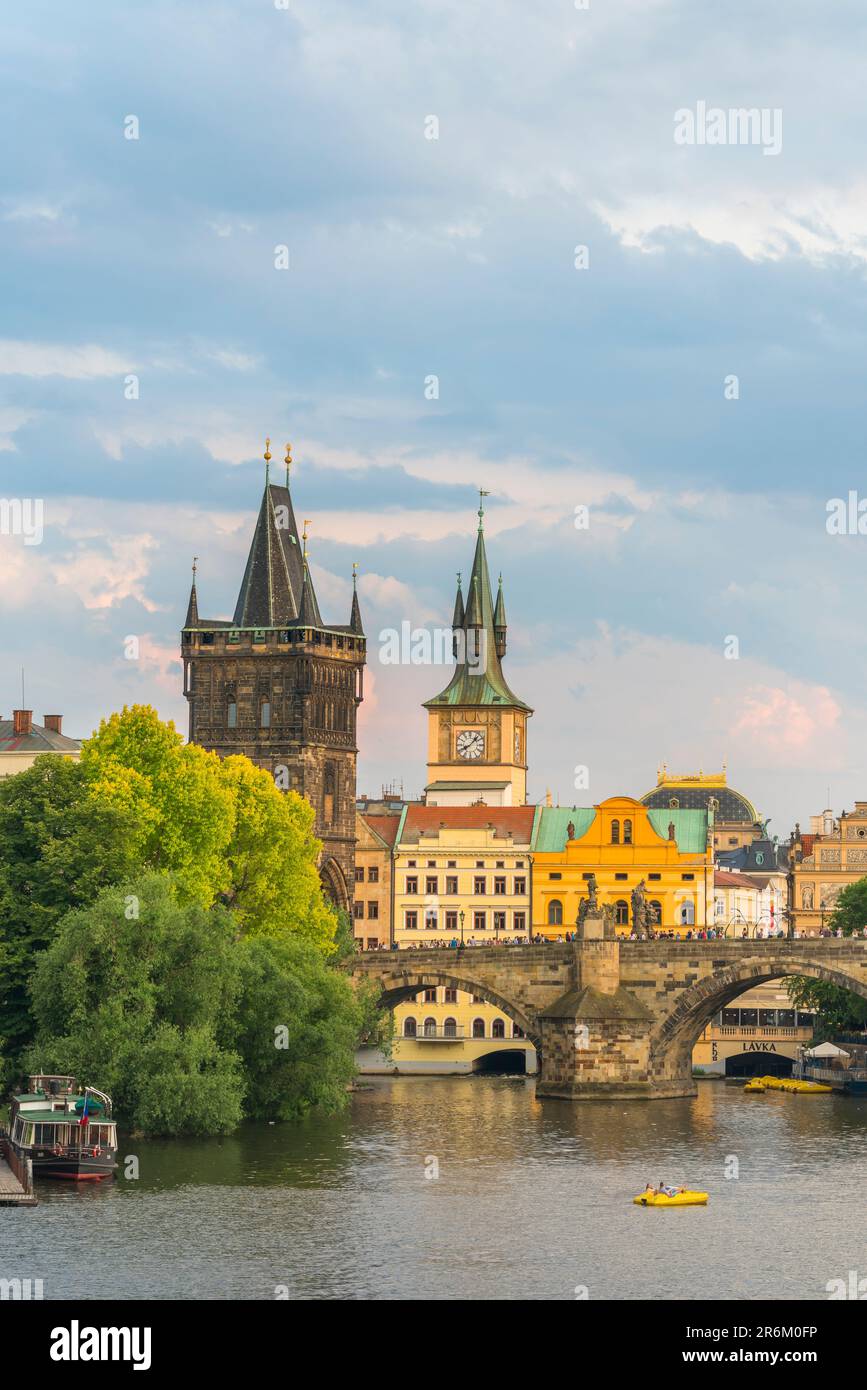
456,729,485,760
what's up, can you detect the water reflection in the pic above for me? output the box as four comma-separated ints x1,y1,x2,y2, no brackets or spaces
6,1077,865,1300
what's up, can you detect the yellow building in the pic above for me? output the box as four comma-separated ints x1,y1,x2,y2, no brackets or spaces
423,494,531,807
790,803,867,934
531,798,713,937
0,710,81,777
640,766,764,852
353,810,400,949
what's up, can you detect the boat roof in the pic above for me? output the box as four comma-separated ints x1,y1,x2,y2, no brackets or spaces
15,1109,114,1124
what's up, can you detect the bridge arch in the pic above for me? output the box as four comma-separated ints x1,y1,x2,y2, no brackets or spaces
372,970,541,1051
649,957,867,1085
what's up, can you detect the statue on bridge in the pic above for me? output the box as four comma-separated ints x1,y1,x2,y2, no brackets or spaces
577,873,599,929
631,878,655,938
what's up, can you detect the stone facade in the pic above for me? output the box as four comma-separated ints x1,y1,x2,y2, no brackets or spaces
351,938,867,1100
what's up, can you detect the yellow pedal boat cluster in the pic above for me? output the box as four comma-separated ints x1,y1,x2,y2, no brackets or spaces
633,1190,708,1207
744,1076,833,1095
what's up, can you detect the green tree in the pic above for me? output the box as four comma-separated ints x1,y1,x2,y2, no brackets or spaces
0,757,150,1063
827,877,867,937
24,874,244,1135
787,976,867,1039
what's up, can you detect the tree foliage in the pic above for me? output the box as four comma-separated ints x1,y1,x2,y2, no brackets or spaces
787,976,867,1039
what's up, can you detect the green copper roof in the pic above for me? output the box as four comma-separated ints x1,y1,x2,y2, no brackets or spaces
532,807,597,851
424,511,531,712
647,809,709,854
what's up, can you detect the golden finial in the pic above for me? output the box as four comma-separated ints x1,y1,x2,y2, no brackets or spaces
264,437,272,463
352,560,359,589
192,555,198,579
284,442,292,488
302,519,311,561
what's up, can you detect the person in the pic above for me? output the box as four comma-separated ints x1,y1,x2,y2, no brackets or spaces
644,1182,656,1195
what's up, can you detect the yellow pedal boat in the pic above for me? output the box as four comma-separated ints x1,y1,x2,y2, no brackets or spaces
633,1190,708,1207
743,1081,765,1093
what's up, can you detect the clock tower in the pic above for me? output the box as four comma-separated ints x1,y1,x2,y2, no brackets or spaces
423,494,532,806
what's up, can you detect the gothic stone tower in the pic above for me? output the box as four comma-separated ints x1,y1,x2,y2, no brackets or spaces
181,441,365,909
423,492,532,806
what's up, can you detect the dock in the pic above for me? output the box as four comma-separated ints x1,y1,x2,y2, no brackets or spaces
0,1138,37,1206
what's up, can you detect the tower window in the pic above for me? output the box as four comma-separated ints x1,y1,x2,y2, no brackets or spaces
623,819,633,845
227,700,237,729
260,699,271,728
611,819,620,844
324,763,337,826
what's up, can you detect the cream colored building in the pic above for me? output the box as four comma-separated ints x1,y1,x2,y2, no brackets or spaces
790,803,867,934
0,711,81,777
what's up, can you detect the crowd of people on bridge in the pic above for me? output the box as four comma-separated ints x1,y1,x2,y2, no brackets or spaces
356,923,867,950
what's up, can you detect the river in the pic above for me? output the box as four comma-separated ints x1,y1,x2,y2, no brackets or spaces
5,1076,865,1300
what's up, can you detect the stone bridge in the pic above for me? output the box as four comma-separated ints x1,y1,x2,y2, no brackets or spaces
350,938,867,1100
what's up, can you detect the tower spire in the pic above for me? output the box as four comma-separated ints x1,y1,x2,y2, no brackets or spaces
185,555,199,627
478,488,490,532
264,436,272,487
349,561,364,634
285,442,292,490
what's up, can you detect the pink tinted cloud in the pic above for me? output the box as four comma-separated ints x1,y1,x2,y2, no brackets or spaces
730,684,841,751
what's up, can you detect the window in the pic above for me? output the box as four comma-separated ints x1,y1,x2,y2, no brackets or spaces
473,911,486,932
353,901,364,920
427,860,436,868
444,1017,458,1038
514,911,526,934
445,876,458,895
715,898,725,918
424,907,438,930
496,860,505,868
425,875,437,895
473,1018,485,1038
548,899,563,926
368,866,379,884
680,900,695,925
323,763,337,824
447,860,457,868
649,900,662,925
492,1019,506,1039
445,910,458,932
424,988,437,1002
227,700,237,728
355,866,365,883
406,876,418,894
615,873,628,881
475,860,484,868
611,819,620,844
681,873,695,881
474,876,486,895
423,1017,437,1037
494,911,506,933
444,988,458,1003
615,899,629,925
368,901,379,920
260,699,271,728
404,910,418,930
514,876,526,895
728,837,738,846
494,876,506,895
549,871,562,880
623,819,633,845
648,873,661,881
516,860,525,868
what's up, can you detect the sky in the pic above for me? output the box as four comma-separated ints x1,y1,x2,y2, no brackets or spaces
3,0,867,836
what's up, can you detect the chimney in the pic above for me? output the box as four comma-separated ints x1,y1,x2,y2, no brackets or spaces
43,715,63,735
13,710,32,736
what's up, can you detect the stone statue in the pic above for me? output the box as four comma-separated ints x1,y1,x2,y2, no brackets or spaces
567,820,575,841
802,884,814,910
576,873,600,930
668,820,676,841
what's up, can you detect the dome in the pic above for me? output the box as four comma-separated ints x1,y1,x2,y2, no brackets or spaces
640,770,757,824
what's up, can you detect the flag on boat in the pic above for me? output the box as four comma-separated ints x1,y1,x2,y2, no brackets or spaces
79,1093,89,1127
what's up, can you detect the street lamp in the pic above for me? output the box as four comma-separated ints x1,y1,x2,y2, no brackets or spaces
459,909,465,947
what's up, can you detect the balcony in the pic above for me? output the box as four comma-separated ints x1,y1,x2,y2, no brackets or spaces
406,1026,467,1042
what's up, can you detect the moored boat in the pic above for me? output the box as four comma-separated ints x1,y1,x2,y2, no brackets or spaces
633,1189,708,1207
7,1075,118,1181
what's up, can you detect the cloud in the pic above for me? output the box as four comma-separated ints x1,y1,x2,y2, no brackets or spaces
0,341,133,379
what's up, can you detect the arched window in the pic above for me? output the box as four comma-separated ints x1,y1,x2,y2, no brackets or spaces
623,819,633,845
444,1017,457,1038
611,819,620,844
259,699,271,728
650,900,662,926
492,1018,506,1039
680,899,695,925
615,899,629,925
669,797,679,809
324,763,337,825
227,700,237,729
423,1017,437,1037
472,1018,485,1038
403,1018,417,1038
548,899,563,926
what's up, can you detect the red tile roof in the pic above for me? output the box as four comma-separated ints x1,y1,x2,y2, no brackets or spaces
715,870,760,890
401,804,536,844
800,834,815,858
359,813,402,848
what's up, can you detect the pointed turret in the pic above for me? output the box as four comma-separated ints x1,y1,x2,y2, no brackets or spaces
232,438,322,628
297,518,318,627
349,562,364,635
494,573,507,658
423,490,530,712
184,557,199,628
451,573,464,658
